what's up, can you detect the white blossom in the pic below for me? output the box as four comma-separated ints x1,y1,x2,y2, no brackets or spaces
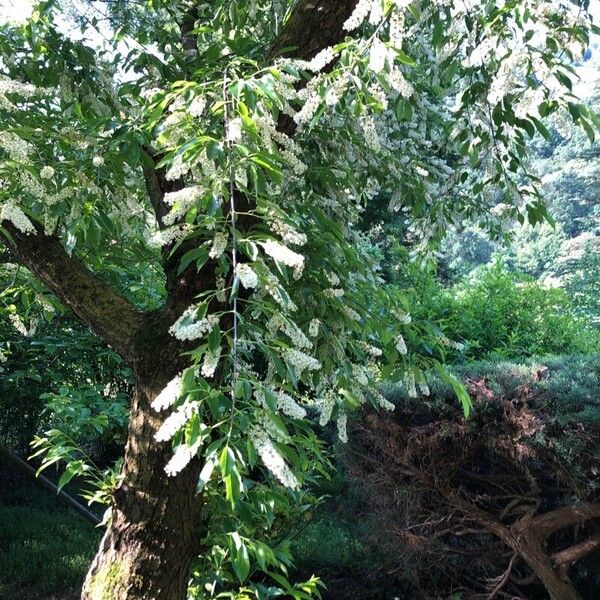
9,313,28,336
343,0,372,31
226,117,242,142
305,47,337,72
169,308,219,341
309,318,320,337
395,334,408,355
283,348,321,376
262,240,304,268
165,444,195,476
201,348,221,378
250,427,299,489
188,96,206,117
151,374,184,411
276,391,307,419
318,390,337,426
236,263,258,289
405,371,417,398
369,38,387,73
337,413,348,443
92,155,105,167
40,166,55,179
209,231,228,259
0,202,35,235
155,400,198,442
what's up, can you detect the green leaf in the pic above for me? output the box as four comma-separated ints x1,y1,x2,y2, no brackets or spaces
177,247,209,276
439,371,472,418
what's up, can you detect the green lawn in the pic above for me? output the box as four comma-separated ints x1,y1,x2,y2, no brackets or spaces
0,457,100,600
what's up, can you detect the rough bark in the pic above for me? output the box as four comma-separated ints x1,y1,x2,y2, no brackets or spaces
268,0,357,61
81,374,203,600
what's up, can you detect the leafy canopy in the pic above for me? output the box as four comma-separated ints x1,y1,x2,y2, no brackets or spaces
0,0,598,596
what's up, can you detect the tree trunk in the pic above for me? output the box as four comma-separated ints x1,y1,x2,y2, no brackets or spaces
81,359,203,600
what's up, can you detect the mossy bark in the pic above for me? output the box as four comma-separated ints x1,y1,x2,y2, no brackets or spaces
81,357,204,600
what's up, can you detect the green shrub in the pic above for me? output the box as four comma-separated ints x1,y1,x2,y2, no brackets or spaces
413,261,600,361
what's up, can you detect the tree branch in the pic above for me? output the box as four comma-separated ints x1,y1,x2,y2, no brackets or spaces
268,0,357,61
524,502,600,537
552,533,600,568
0,221,140,361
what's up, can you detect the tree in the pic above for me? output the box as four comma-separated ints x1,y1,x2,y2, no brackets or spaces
0,1,597,598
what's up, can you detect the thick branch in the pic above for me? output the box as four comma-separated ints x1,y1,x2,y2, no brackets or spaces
0,221,140,361
268,0,357,61
524,503,600,537
552,533,600,568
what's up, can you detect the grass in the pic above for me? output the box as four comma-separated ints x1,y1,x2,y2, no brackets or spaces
0,456,100,600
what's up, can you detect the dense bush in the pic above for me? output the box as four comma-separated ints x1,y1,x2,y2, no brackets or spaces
411,261,600,361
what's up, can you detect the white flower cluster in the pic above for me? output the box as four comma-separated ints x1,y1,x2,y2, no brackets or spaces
0,132,32,162
360,115,381,152
267,314,312,350
169,308,219,341
405,371,417,398
209,231,228,259
256,111,307,175
269,216,307,246
362,342,382,357
439,335,465,351
92,155,105,167
236,263,259,289
325,75,348,106
395,334,408,355
418,381,430,396
337,413,348,443
343,0,372,31
318,389,337,426
369,38,388,73
293,91,321,128
309,318,320,337
40,165,55,179
155,399,198,442
151,374,184,411
226,117,242,143
201,348,221,378
188,95,206,118
9,313,28,336
0,77,50,110
148,224,193,248
164,443,196,476
373,389,395,411
282,348,321,376
250,427,299,489
304,47,337,73
324,287,344,298
0,202,35,235
262,240,304,269
389,68,414,98
276,391,307,419
342,306,361,322
395,309,412,324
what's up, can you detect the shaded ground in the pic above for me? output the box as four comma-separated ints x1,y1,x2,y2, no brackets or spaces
0,455,99,600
